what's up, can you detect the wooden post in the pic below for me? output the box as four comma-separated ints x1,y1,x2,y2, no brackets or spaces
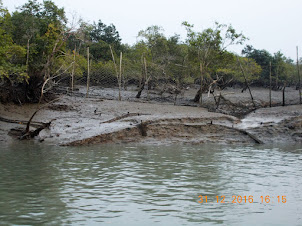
269,61,272,107
86,46,90,98
297,46,302,104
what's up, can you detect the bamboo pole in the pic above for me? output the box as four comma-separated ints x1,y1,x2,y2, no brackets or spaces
275,64,279,89
71,46,76,93
297,46,302,104
109,45,121,100
109,45,119,77
269,61,272,107
86,46,90,98
118,52,122,101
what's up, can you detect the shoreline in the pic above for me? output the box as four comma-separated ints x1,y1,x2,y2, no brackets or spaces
0,93,301,146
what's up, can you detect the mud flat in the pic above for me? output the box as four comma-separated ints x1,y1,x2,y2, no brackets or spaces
0,95,301,146
239,105,302,144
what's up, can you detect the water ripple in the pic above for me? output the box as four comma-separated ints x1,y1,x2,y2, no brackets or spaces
0,143,301,225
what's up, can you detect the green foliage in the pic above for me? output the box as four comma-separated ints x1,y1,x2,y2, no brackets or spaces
136,26,190,83
0,2,28,83
53,49,87,79
182,21,247,78
242,45,295,85
0,0,298,104
11,0,67,76
67,20,122,62
90,40,113,61
235,57,261,83
90,20,121,45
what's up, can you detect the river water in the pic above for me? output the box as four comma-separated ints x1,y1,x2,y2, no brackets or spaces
0,142,301,225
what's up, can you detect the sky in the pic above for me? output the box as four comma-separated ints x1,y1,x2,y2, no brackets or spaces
3,0,302,60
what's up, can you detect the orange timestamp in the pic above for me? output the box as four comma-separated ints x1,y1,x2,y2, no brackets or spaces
198,195,287,204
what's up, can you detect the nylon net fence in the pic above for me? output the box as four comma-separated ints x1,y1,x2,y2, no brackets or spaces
49,53,197,106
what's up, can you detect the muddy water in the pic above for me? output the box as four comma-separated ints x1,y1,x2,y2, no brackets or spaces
0,142,301,225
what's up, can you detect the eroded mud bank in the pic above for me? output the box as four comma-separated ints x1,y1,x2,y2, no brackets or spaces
0,95,301,146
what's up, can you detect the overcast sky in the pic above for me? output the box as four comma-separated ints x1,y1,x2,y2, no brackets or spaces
3,0,302,59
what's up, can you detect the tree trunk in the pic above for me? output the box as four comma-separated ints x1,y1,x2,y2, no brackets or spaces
136,56,147,99
194,63,203,104
282,83,286,106
194,87,202,102
237,57,256,108
136,77,145,98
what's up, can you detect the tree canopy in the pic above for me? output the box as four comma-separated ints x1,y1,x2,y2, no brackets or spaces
0,0,298,103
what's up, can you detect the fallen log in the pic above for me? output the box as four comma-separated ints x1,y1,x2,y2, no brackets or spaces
0,116,42,128
236,128,263,144
228,126,264,144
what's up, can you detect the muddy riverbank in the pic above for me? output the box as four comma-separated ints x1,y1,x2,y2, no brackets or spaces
0,92,301,145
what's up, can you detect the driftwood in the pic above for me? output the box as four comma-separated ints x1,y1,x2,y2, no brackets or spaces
218,124,263,144
100,112,149,124
1,101,56,140
11,98,59,140
0,116,42,128
234,127,264,144
19,120,54,140
25,98,59,134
